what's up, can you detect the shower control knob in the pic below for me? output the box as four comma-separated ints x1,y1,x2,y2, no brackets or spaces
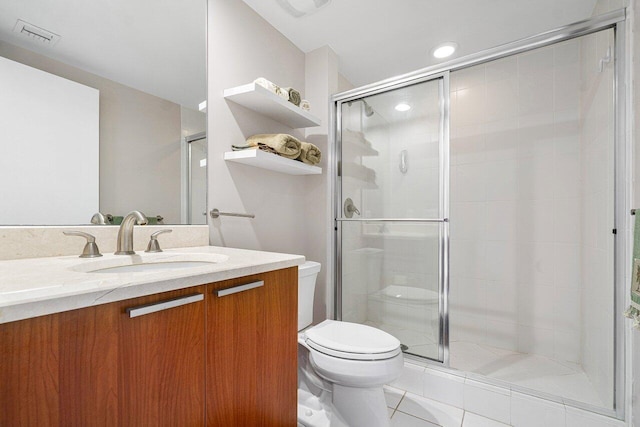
344,198,360,218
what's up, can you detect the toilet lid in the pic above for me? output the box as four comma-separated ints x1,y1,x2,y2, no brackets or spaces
304,320,401,360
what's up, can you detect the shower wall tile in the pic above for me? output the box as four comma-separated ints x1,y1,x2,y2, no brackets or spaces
553,151,581,199
518,48,554,76
454,87,487,126
485,56,517,83
516,155,556,201
553,243,581,288
553,38,580,66
522,112,555,148
483,319,519,351
484,159,518,201
450,276,487,315
451,123,486,165
518,71,554,115
579,29,615,408
554,64,581,112
485,281,518,323
450,240,487,280
517,325,555,358
450,312,487,344
516,199,555,242
486,201,517,241
484,241,517,283
516,242,555,286
554,329,581,363
485,78,518,122
451,66,486,92
456,163,488,202
553,198,581,243
517,284,556,330
449,38,586,367
450,201,487,241
484,120,518,162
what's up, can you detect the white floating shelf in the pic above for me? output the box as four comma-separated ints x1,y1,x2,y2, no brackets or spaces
224,150,322,175
224,83,321,129
343,129,379,156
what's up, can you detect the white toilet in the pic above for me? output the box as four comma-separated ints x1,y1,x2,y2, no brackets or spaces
297,261,404,427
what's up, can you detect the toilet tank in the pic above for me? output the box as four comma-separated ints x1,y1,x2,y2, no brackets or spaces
298,261,321,331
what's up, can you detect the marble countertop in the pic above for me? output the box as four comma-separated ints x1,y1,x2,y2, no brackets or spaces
0,245,305,324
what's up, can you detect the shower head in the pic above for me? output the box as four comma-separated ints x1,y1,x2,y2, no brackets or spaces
348,99,375,117
363,100,374,117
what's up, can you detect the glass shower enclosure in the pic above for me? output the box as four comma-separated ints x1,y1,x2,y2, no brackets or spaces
333,10,626,419
337,74,450,362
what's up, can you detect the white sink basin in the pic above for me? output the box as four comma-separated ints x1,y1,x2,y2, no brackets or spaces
70,252,229,274
92,261,216,273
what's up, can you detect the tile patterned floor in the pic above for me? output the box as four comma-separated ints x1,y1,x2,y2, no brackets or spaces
385,386,511,427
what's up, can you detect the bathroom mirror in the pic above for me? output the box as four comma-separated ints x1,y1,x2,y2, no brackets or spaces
0,0,207,225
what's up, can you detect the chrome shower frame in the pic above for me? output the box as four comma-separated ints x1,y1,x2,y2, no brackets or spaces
330,9,628,421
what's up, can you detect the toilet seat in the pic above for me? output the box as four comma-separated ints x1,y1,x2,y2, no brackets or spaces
304,320,401,361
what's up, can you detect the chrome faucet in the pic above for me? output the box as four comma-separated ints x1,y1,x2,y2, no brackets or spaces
115,211,148,255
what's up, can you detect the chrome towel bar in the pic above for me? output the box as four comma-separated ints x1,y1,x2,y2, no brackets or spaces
209,208,255,219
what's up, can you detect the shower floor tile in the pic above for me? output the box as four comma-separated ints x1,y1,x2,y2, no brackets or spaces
449,341,603,407
366,321,605,408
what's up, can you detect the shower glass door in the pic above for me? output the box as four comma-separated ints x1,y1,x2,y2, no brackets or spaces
337,74,448,362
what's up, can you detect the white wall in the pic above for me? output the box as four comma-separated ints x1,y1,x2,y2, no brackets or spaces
0,56,99,225
304,46,339,322
207,0,308,254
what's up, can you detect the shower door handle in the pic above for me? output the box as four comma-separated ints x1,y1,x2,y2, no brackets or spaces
343,198,360,218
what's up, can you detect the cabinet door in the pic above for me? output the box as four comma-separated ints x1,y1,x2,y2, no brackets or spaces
117,286,206,426
0,313,61,426
0,285,205,427
206,267,297,426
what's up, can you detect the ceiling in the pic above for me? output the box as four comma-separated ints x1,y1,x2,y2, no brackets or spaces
0,0,206,109
242,0,602,87
0,0,613,108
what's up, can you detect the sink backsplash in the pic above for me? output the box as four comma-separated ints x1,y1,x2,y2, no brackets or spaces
0,225,209,260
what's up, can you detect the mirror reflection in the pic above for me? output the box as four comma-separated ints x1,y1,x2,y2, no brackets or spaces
0,0,207,225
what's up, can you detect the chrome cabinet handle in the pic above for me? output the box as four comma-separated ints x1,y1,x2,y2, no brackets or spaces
127,293,203,318
215,280,264,297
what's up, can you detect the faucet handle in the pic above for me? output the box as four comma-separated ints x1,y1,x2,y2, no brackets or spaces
63,231,103,258
145,229,172,253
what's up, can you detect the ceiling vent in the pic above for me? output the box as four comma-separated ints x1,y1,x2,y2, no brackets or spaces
13,19,60,46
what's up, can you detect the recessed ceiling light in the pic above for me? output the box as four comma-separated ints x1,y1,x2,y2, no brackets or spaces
432,42,458,59
395,103,411,112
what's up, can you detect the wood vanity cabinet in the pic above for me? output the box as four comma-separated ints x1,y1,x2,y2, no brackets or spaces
0,285,206,426
206,267,297,426
0,266,297,426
